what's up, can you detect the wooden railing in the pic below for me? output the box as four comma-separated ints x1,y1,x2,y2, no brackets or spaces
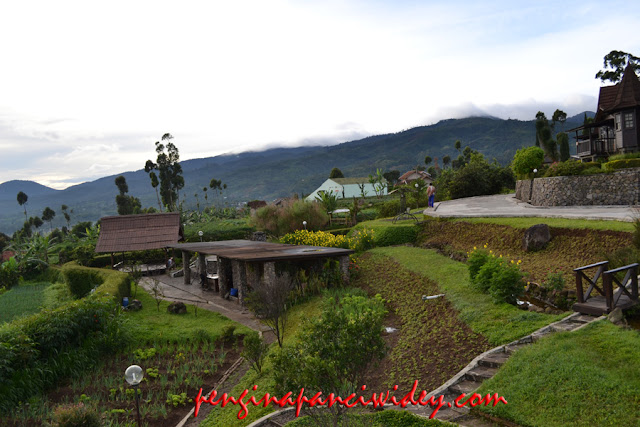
603,263,639,312
574,261,608,303
576,138,616,157
574,261,639,313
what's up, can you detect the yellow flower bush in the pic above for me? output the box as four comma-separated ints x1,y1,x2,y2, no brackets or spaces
280,228,375,252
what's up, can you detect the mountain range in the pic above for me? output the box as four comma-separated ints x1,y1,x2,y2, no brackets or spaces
0,113,591,235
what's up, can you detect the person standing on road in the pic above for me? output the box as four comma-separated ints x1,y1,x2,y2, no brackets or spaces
427,183,436,208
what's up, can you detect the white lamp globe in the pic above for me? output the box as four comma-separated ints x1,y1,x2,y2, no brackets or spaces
125,365,144,386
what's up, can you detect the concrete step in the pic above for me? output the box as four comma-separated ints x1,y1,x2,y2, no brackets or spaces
450,379,482,395
455,413,500,426
465,365,499,382
478,352,510,368
569,314,598,324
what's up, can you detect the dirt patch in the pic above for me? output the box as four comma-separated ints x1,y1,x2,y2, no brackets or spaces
4,338,244,426
419,220,632,284
355,253,491,396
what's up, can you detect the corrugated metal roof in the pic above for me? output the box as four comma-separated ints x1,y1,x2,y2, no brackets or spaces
95,212,182,253
331,177,379,185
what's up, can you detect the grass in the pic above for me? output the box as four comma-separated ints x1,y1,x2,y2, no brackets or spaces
287,409,448,426
455,217,636,232
0,281,51,323
370,247,567,345
125,287,252,343
474,320,640,426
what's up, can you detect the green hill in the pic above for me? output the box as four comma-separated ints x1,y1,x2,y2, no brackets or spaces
0,114,591,234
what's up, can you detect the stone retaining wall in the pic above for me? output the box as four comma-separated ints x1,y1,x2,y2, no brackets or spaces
515,168,640,206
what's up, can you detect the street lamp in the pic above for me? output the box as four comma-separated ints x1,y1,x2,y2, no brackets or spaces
302,221,307,230
125,365,144,427
415,183,419,210
198,230,203,242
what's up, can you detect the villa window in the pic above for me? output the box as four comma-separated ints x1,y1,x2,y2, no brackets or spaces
615,114,621,130
624,112,634,129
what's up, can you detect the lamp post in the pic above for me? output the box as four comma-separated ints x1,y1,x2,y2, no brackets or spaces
529,168,538,202
198,230,203,242
302,221,307,230
415,183,419,210
125,365,144,427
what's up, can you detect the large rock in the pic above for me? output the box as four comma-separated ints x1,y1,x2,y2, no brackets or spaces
167,301,187,314
522,224,551,252
127,299,143,311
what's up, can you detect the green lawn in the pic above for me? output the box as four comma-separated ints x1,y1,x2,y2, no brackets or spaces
475,320,640,426
125,287,253,343
455,217,636,232
370,247,567,345
0,281,50,323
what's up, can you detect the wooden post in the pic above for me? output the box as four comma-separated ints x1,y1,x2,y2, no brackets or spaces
182,250,191,285
603,272,613,312
198,253,206,282
575,271,584,303
110,253,114,269
632,265,638,301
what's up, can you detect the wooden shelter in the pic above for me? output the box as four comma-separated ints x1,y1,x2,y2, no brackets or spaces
166,240,353,304
95,212,183,268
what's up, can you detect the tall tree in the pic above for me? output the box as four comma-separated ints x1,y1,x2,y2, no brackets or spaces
329,167,344,179
114,176,141,215
424,155,432,166
454,139,462,152
382,170,400,187
209,178,226,206
144,133,184,211
61,205,72,230
42,207,56,232
16,191,28,221
442,155,451,168
557,132,570,162
149,171,163,212
535,111,557,161
596,50,640,83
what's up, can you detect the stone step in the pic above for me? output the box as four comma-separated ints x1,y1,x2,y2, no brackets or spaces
449,379,483,396
465,365,499,382
432,404,470,422
478,352,510,368
551,322,581,332
569,314,598,324
454,413,500,427
504,343,530,354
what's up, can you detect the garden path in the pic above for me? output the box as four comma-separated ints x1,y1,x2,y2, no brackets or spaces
425,194,636,221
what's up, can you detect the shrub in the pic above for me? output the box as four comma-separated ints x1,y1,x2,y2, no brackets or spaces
242,333,269,374
489,261,525,305
63,268,103,299
350,227,376,252
543,271,566,292
469,247,524,304
608,152,640,161
73,244,95,267
252,200,329,237
51,403,101,427
356,208,378,222
376,199,402,217
602,158,640,172
61,263,130,302
0,257,21,289
512,146,545,179
543,161,601,177
281,229,352,249
468,247,491,282
349,221,418,247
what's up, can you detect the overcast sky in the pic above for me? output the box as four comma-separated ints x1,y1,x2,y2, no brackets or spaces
1,0,639,189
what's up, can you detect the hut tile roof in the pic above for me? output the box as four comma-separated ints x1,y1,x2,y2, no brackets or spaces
95,212,182,253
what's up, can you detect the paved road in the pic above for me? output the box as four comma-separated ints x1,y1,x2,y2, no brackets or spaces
423,194,638,222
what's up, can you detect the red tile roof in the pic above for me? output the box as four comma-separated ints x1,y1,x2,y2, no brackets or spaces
95,212,182,253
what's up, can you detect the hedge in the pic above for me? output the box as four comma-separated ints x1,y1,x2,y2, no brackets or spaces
0,264,131,413
350,220,419,247
602,159,640,172
0,294,128,413
61,262,131,301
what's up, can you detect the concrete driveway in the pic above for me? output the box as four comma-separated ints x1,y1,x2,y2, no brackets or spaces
423,194,638,222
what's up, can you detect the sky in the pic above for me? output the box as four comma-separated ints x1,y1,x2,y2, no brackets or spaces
1,0,640,189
